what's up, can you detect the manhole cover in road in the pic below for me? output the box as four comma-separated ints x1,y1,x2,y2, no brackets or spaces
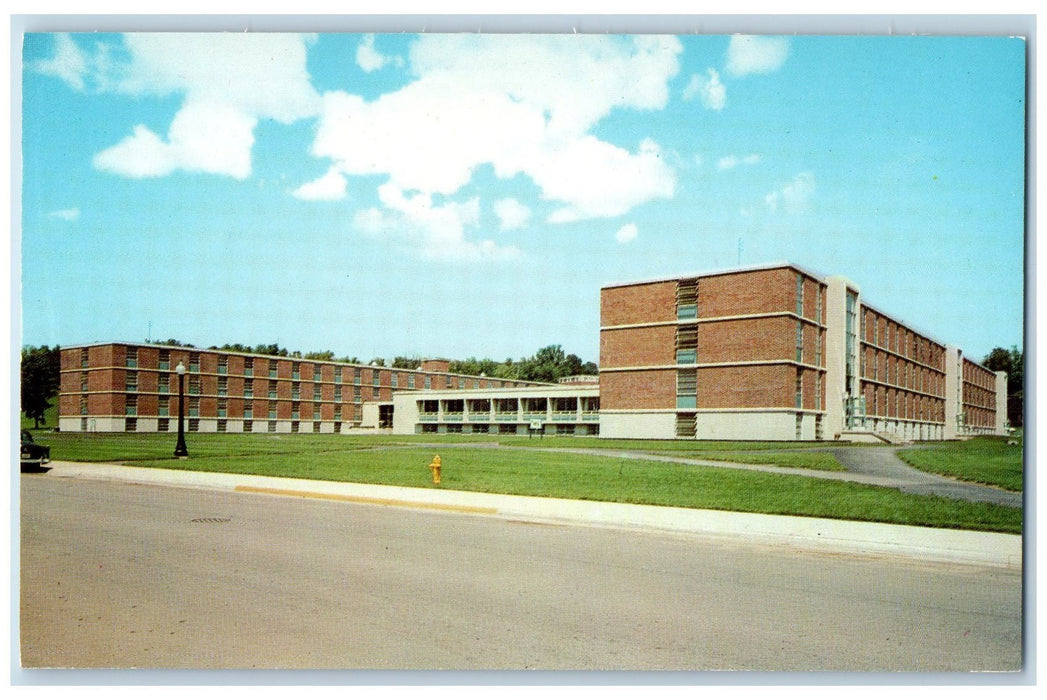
190,517,231,524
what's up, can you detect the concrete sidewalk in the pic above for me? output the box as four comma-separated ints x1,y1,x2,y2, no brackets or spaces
39,461,1022,570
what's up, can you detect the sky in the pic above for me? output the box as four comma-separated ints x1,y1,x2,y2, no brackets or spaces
17,30,1027,365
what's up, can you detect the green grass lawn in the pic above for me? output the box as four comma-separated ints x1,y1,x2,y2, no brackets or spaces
898,437,1024,492
35,432,1022,533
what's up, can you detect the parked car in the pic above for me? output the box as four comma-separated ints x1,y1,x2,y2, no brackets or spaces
20,430,51,471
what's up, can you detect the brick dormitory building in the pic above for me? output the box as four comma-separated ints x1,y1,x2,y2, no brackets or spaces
58,262,1008,442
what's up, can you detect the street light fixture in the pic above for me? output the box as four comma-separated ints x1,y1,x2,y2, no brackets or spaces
174,361,189,458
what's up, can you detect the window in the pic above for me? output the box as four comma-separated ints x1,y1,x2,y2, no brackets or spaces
795,370,803,408
80,348,89,369
268,383,277,399
314,386,322,401
244,381,254,398
244,363,253,378
217,420,227,433
217,400,227,418
354,368,361,385
159,375,169,394
373,371,381,387
125,347,138,368
269,361,278,379
292,363,301,380
676,349,697,364
189,377,200,395
189,398,199,418
677,369,697,409
189,353,200,373
218,377,228,396
268,420,277,433
796,323,804,363
158,418,169,432
125,371,138,392
158,399,170,417
125,395,137,416
244,406,253,419
292,383,301,400
81,372,89,391
334,386,342,402
268,402,277,419
675,413,696,438
126,418,137,432
677,278,698,319
218,357,228,375
391,373,398,388
424,376,432,390
408,374,416,389
675,325,698,365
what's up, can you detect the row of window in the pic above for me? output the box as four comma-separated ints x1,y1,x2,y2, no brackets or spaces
125,418,352,434
861,349,945,396
861,310,944,368
119,395,362,421
112,347,507,390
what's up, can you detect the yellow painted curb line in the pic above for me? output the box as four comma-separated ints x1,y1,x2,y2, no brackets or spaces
234,485,499,516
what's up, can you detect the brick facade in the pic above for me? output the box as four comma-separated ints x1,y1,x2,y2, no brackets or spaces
59,343,551,433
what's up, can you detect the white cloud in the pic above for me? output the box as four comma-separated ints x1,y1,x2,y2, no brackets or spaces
615,223,638,244
354,183,521,261
682,68,726,111
32,33,88,90
305,34,681,258
765,172,815,214
292,167,348,201
717,153,760,171
493,198,531,230
356,34,402,73
77,34,320,179
94,98,258,178
726,36,790,77
48,207,80,221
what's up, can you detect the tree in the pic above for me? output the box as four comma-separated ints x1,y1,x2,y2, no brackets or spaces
392,356,424,369
21,345,61,428
983,346,1023,427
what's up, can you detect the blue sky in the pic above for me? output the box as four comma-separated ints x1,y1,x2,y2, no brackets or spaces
19,32,1026,364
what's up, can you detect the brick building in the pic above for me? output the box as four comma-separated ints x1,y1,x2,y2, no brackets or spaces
600,262,1008,442
57,263,1008,442
58,343,549,434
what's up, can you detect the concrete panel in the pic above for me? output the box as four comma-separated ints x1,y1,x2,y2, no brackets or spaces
599,412,676,440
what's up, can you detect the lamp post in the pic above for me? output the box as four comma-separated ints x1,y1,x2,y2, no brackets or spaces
174,361,189,458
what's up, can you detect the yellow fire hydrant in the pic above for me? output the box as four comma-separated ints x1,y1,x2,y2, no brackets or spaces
428,454,442,485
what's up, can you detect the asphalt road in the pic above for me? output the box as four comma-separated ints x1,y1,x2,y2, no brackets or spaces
19,473,1023,672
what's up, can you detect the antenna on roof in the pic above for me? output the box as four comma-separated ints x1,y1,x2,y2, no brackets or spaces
737,238,743,266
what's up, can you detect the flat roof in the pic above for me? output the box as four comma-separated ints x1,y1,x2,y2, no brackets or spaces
60,341,557,384
601,260,831,290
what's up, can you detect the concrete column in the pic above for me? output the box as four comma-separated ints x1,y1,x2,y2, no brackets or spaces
995,370,1009,435
944,346,962,439
823,276,857,438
